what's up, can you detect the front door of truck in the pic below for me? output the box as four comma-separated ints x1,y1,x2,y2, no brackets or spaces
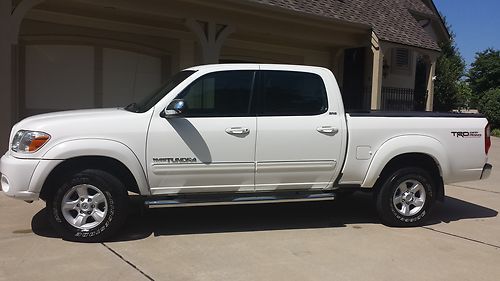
146,69,257,195
255,68,344,191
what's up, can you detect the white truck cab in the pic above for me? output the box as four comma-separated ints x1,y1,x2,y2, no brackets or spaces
1,64,492,242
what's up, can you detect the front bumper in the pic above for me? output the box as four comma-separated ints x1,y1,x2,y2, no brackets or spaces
1,153,40,201
480,163,492,180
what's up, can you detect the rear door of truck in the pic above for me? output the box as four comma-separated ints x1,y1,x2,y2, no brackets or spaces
254,66,346,191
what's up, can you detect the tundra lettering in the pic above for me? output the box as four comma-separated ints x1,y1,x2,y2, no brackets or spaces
153,157,197,164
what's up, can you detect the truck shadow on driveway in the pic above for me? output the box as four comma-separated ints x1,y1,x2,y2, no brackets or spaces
31,193,497,242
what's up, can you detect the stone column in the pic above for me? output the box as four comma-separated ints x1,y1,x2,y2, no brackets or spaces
0,1,15,152
0,41,13,152
0,0,44,151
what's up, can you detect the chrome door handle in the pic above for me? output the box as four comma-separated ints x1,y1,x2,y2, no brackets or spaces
317,126,339,135
226,127,250,135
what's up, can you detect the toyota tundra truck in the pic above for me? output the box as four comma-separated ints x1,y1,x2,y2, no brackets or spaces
0,64,492,242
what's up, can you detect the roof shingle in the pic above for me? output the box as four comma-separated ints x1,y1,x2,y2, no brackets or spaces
247,0,441,51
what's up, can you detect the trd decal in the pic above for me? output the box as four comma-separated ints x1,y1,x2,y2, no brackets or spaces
451,131,482,138
153,157,197,164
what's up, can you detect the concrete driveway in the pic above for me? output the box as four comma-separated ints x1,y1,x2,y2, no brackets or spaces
1,139,499,281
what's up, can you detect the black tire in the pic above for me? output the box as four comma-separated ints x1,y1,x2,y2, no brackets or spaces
375,167,435,227
46,169,129,242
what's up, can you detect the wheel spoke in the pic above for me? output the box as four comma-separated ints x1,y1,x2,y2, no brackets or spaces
76,186,89,198
62,199,79,211
91,192,106,204
410,183,422,193
393,195,403,205
397,182,408,192
73,214,87,227
399,203,404,214
413,198,425,207
92,210,106,223
400,203,411,216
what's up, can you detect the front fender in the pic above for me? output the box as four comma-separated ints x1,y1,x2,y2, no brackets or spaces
28,138,150,195
361,135,449,188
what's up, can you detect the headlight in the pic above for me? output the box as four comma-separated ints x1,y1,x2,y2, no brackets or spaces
11,130,51,153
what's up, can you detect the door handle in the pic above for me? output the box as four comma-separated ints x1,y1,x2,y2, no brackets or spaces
317,126,339,135
226,127,250,135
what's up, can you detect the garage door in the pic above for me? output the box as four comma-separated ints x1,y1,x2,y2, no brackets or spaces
23,45,163,117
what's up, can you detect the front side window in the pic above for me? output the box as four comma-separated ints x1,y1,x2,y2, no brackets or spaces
126,70,196,113
177,71,255,117
258,71,328,116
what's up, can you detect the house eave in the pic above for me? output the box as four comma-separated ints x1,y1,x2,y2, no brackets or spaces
379,39,441,54
232,0,373,33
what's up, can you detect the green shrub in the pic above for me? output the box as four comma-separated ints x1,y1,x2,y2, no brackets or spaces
492,128,500,138
478,88,500,127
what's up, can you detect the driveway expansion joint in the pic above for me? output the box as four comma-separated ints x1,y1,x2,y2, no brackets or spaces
422,226,500,250
101,242,156,281
449,184,500,195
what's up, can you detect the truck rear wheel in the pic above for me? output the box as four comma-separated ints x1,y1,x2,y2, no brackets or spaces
46,169,129,242
375,167,435,226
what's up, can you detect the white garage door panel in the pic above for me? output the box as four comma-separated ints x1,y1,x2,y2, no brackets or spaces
103,48,162,107
25,45,95,110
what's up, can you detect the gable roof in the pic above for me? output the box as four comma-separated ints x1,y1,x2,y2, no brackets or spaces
402,0,435,16
247,0,442,51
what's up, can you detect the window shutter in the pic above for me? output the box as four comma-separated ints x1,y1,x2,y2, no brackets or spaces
395,48,410,68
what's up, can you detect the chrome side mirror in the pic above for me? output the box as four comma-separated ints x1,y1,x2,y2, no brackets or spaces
162,99,186,118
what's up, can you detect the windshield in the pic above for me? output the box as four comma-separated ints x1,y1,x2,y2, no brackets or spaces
125,70,196,113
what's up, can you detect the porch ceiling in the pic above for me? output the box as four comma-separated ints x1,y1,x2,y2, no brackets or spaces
25,0,370,51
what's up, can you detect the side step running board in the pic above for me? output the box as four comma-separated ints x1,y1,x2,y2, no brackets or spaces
144,192,335,208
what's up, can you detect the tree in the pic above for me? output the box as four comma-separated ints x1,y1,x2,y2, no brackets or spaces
433,24,466,112
456,81,473,110
468,48,500,101
477,88,500,127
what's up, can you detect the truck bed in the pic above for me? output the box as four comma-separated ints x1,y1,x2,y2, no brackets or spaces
339,112,489,187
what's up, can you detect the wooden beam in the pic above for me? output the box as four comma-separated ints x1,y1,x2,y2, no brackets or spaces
70,0,367,47
11,0,44,43
26,9,192,40
370,32,383,110
425,57,437,111
186,19,235,64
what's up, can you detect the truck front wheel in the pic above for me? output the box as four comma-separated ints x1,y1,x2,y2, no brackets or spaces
376,167,435,226
46,169,129,242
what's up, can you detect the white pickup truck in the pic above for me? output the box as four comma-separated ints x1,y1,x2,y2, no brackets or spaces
1,64,492,242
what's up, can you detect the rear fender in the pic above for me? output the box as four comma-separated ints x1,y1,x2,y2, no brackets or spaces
362,135,449,188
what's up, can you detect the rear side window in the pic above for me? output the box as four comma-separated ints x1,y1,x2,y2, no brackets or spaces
177,71,255,117
258,71,328,116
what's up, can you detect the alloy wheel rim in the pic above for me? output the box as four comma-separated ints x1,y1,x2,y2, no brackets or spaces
392,179,426,217
61,184,108,230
